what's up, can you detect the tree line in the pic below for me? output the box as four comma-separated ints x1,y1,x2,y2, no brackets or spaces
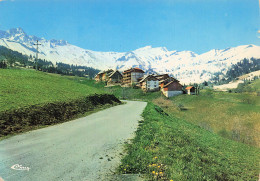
0,46,100,78
211,58,260,85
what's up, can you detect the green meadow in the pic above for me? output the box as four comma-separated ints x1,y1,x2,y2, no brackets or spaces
1,68,259,180
0,68,104,112
153,89,260,147
118,103,260,180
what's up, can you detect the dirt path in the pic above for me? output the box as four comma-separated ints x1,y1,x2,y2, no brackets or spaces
0,101,147,181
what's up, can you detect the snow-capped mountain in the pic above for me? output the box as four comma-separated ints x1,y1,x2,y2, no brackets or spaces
1,27,260,84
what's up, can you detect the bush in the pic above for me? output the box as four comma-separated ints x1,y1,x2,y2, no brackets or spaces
0,94,121,137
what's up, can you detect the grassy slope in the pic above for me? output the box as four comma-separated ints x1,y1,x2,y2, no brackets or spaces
96,82,260,147
248,78,260,92
2,69,259,180
0,69,104,112
119,103,260,180
153,89,260,147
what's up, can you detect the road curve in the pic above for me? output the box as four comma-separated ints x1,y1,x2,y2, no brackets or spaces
0,101,147,181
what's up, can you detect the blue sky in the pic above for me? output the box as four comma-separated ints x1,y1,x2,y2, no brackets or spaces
0,0,259,53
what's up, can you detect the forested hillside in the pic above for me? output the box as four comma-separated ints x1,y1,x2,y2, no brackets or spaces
0,46,100,78
212,58,260,84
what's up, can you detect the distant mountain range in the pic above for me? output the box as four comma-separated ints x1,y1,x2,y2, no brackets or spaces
1,27,260,83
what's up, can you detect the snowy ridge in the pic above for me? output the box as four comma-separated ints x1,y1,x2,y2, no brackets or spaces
1,28,260,84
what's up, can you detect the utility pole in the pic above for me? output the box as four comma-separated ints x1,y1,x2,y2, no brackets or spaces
34,40,41,70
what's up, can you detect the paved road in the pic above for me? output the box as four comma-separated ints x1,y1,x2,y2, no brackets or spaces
0,101,147,181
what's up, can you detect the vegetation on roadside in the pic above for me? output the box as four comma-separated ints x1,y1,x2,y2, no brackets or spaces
0,68,121,138
118,103,260,180
0,94,121,137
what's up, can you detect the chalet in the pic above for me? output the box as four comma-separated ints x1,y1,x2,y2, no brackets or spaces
95,71,103,82
94,69,114,82
155,74,170,82
139,75,159,92
159,77,176,89
185,86,196,95
161,80,183,97
108,70,123,84
122,67,145,86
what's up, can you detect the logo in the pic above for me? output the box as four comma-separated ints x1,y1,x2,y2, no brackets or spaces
11,164,30,171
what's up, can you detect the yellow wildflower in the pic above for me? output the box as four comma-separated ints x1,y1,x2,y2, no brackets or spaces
156,172,158,175
152,171,155,174
158,166,160,168
159,172,163,175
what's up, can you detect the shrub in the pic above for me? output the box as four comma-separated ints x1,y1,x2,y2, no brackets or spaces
0,94,121,137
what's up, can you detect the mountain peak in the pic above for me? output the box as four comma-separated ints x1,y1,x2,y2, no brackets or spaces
134,46,169,53
136,45,152,51
0,28,70,47
7,27,26,36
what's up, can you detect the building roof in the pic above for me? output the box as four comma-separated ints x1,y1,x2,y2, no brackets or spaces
160,77,179,84
185,86,194,90
139,75,158,83
95,69,114,78
155,74,170,80
123,67,145,73
163,80,182,88
163,81,174,88
97,69,114,75
108,70,122,78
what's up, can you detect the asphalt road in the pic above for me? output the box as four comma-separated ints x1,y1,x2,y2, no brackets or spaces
0,101,147,181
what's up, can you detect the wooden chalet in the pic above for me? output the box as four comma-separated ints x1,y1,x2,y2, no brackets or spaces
185,86,196,95
161,79,183,97
159,77,176,89
155,74,170,82
122,67,145,86
94,69,114,82
94,72,102,82
108,70,123,84
139,75,159,92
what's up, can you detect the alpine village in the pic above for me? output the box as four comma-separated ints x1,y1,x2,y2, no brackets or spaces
95,68,197,97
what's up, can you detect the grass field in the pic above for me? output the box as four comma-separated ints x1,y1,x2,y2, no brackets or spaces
152,89,260,147
119,103,260,180
246,78,260,93
0,68,105,112
74,77,260,147
2,68,259,180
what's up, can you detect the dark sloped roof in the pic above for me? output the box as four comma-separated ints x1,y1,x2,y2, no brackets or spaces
108,70,122,78
160,77,179,84
139,75,158,83
123,67,145,73
163,80,182,88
